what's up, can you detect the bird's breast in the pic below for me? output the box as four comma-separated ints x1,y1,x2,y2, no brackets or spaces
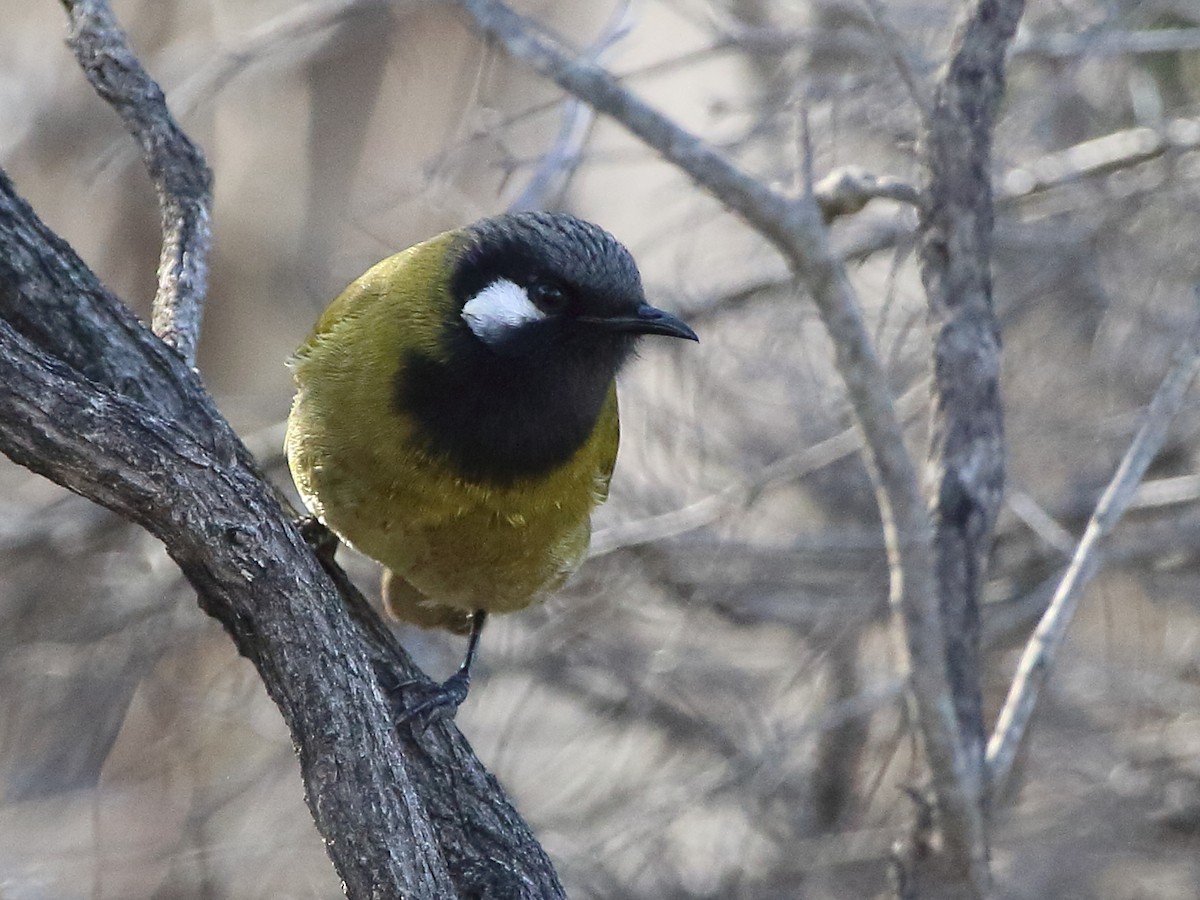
287,346,617,611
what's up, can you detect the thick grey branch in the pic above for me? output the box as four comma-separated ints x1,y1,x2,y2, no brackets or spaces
907,0,1025,890
64,0,212,367
0,169,225,442
919,0,1024,819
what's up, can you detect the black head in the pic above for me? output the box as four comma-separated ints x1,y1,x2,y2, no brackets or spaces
396,212,696,485
450,212,697,359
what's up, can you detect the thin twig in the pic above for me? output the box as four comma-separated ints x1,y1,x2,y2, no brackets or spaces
509,0,632,211
1131,473,1200,509
1006,489,1075,558
798,103,815,198
590,379,928,557
92,0,397,181
986,308,1200,792
64,0,212,368
1012,27,1200,59
171,0,391,119
999,120,1200,201
860,0,933,118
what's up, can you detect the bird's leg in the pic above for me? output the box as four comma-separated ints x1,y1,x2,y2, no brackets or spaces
297,516,375,607
392,609,488,729
297,516,339,570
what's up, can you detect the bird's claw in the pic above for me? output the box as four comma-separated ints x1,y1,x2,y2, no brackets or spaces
390,669,472,732
298,516,339,570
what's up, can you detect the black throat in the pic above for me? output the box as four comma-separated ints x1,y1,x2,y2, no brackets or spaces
394,333,625,486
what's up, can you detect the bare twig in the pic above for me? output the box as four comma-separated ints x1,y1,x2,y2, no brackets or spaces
1131,473,1200,509
509,0,632,211
459,0,982,889
798,102,814,198
860,0,933,118
64,0,212,368
1006,489,1075,558
590,379,928,557
1012,27,1200,59
999,120,1200,201
170,0,391,119
93,0,398,180
623,25,1200,75
986,310,1200,792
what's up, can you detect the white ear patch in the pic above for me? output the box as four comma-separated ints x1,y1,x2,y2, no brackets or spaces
461,278,545,344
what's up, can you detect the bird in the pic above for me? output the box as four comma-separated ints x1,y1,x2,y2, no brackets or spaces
285,211,697,716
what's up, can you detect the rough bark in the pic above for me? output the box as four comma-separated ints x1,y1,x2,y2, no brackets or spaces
919,0,1023,785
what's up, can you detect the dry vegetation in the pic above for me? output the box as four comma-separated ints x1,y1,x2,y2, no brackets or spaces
3,0,1200,897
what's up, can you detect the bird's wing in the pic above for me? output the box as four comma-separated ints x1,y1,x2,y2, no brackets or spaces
290,265,388,365
291,233,457,368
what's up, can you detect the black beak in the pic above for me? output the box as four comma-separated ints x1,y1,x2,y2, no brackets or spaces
581,304,699,342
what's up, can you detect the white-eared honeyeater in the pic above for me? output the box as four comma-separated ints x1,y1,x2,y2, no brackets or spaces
286,212,697,712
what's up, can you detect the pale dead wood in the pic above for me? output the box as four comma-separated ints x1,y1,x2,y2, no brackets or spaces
987,311,1200,792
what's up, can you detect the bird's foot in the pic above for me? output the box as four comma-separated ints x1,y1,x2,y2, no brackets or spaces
298,516,339,570
389,608,486,731
386,668,472,731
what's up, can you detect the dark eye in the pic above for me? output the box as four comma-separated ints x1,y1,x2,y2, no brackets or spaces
528,281,569,314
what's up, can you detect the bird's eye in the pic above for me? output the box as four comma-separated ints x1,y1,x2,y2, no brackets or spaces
529,281,568,314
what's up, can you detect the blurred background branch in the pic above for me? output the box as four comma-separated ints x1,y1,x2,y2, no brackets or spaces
988,309,1200,791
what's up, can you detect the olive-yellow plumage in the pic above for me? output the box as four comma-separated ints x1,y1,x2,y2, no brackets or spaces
287,232,619,632
286,212,696,706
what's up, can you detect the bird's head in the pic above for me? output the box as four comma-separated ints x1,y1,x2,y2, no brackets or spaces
392,212,697,484
450,212,697,364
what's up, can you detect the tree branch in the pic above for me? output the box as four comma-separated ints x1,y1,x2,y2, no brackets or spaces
63,0,213,367
1011,27,1200,59
0,315,450,896
900,0,1025,891
918,0,1022,780
0,169,224,441
986,310,1200,792
999,120,1200,201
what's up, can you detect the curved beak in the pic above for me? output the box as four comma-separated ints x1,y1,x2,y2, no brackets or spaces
581,304,699,342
